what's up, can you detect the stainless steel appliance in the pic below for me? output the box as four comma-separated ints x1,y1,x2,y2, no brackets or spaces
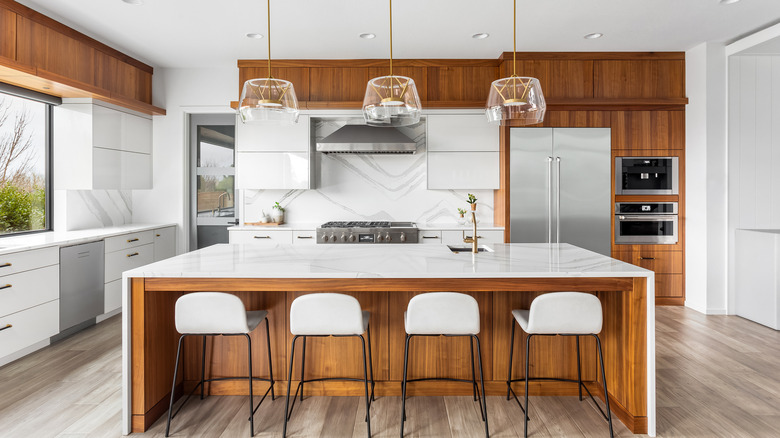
615,157,679,195
510,128,612,256
316,125,417,154
615,202,678,244
60,240,105,332
316,221,418,244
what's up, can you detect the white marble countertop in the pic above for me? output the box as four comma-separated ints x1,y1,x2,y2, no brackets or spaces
737,228,780,235
124,243,650,279
228,222,504,231
0,223,177,255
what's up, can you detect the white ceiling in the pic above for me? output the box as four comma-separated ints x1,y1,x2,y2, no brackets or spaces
15,0,780,69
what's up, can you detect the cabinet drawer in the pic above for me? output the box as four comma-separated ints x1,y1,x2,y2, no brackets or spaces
0,246,59,278
105,230,154,253
442,230,504,245
0,264,59,318
419,231,443,244
292,230,316,245
655,274,683,298
229,230,293,245
104,279,122,314
613,250,682,274
0,300,59,359
105,243,154,282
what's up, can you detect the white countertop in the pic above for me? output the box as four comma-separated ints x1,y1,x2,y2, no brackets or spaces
228,223,505,231
124,243,649,279
0,223,177,255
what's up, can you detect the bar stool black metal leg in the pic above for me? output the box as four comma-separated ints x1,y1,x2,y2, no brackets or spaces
473,335,489,438
359,335,372,437
470,335,478,402
245,334,255,437
200,335,207,400
400,334,411,436
576,335,583,401
367,324,375,401
299,336,307,403
507,321,516,400
283,335,299,438
593,335,614,438
524,334,532,438
264,318,275,400
165,334,186,437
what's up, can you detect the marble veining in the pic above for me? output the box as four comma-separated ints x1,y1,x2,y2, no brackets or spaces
59,190,133,230
242,117,494,225
124,243,652,279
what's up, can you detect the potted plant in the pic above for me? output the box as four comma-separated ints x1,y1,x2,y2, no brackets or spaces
467,193,478,211
271,202,285,224
457,207,467,225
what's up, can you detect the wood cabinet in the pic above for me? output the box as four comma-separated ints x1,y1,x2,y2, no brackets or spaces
54,101,153,190
594,60,686,99
613,250,684,300
611,111,685,152
508,60,594,99
0,7,16,61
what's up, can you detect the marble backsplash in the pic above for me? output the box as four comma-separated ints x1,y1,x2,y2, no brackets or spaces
242,118,495,225
54,190,133,231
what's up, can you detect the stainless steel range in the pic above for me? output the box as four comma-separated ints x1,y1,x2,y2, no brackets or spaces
316,221,418,244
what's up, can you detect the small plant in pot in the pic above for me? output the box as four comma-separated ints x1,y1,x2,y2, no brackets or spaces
271,202,285,224
457,207,467,225
467,193,478,211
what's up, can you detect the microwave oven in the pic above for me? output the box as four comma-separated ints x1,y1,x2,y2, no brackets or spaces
615,157,679,195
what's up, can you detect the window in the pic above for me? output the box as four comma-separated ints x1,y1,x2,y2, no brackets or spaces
0,92,51,236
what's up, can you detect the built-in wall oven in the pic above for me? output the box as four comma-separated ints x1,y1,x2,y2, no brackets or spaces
615,157,679,195
615,202,678,244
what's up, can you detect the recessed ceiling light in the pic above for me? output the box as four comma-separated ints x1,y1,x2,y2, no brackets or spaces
246,33,264,39
472,33,490,40
720,0,741,4
359,33,376,39
121,0,144,5
584,33,604,39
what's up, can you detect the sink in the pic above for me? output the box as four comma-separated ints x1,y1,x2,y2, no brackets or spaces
448,245,493,253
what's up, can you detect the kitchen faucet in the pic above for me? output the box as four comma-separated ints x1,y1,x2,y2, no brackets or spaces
463,211,478,253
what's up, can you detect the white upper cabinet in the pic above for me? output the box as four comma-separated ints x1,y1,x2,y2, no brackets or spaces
54,101,152,190
236,115,310,152
427,114,499,152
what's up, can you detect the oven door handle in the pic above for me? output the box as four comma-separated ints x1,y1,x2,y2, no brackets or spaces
617,215,676,221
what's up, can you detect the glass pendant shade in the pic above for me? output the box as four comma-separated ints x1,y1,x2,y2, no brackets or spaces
239,78,299,124
362,75,422,127
485,76,546,125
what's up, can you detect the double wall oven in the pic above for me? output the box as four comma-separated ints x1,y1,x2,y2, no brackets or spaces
614,202,678,245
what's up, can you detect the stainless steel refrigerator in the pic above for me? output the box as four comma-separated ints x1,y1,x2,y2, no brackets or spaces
510,128,611,256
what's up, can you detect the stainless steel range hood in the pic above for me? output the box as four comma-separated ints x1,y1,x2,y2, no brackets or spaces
316,124,417,154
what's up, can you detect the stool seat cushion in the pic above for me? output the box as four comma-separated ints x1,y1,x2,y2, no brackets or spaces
513,292,603,335
405,292,480,335
175,292,265,335
290,293,369,335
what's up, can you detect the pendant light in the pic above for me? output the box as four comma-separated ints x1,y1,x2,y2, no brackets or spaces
362,0,422,127
238,0,299,124
485,0,546,125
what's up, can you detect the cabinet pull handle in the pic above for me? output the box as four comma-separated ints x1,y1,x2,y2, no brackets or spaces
639,257,656,260
0,324,11,332
254,236,271,239
156,234,161,237
465,236,485,239
0,284,11,290
127,238,139,243
422,235,440,239
0,263,11,268
127,252,139,257
296,236,313,239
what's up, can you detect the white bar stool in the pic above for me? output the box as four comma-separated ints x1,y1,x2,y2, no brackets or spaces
506,292,614,438
165,292,275,437
402,292,489,438
283,293,374,438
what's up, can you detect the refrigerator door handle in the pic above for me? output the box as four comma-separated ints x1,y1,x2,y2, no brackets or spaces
547,156,553,244
556,156,561,244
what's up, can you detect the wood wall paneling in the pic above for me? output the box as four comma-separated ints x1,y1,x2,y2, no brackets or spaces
0,7,15,61
238,66,310,102
594,60,685,99
426,65,497,102
511,60,595,99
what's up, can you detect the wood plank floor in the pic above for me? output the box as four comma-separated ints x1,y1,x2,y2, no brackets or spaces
1,306,779,437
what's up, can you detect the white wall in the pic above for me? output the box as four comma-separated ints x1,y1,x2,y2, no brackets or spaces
727,54,780,313
132,67,238,253
685,42,728,315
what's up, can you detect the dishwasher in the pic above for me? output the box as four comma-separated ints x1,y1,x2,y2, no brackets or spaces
60,240,105,332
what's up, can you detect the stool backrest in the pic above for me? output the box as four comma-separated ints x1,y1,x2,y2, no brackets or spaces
405,292,480,335
527,292,603,335
290,293,364,335
175,292,249,334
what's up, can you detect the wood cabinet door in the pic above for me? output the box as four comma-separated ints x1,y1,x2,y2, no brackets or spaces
594,60,685,99
0,8,16,61
611,111,685,152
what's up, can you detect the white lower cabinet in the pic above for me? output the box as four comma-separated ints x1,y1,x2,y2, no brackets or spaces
154,226,177,261
419,230,443,244
0,300,59,359
230,230,293,245
442,230,504,246
0,265,59,318
104,280,122,314
292,230,317,245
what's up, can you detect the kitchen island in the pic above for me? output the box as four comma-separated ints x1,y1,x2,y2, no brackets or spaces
122,243,655,435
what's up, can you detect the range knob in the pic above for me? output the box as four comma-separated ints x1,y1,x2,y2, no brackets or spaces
348,234,356,242
385,233,392,242
329,233,336,242
340,233,346,242
321,234,329,242
377,234,383,242
400,232,406,242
